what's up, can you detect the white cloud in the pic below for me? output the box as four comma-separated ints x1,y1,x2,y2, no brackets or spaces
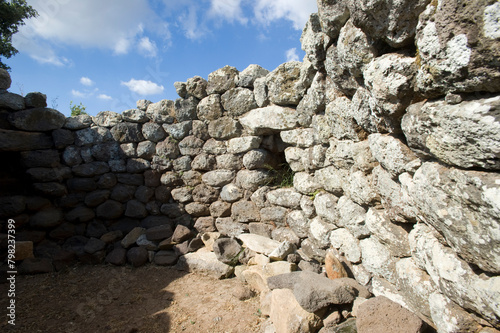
14,0,170,62
12,33,71,66
71,89,87,98
179,4,205,40
168,0,317,40
121,79,164,95
286,48,300,62
113,38,133,55
71,87,99,99
98,94,113,100
254,0,317,30
80,77,94,86
138,37,158,58
209,0,248,24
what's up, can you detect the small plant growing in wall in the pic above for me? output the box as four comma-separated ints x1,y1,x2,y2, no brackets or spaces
309,189,323,201
265,163,295,188
70,101,88,116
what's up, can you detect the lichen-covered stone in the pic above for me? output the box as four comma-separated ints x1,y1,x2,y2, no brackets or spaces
207,65,239,95
235,169,271,191
242,149,273,170
0,68,11,90
409,223,500,325
402,96,500,170
372,166,417,223
231,200,260,223
9,108,66,131
330,228,361,263
173,155,192,171
238,64,269,88
156,137,180,160
239,105,299,135
366,208,410,257
146,99,175,124
175,96,199,122
297,72,330,127
122,108,148,123
280,128,317,148
220,183,243,203
191,153,216,171
111,122,145,143
347,0,429,47
197,94,223,121
208,117,242,140
186,76,208,100
93,111,122,127
368,133,421,177
221,87,257,117
142,122,167,142
415,0,500,97
316,0,350,40
267,188,302,209
202,170,235,188
178,135,204,156
326,96,365,141
301,13,330,70
24,92,47,108
74,126,112,146
253,77,269,107
361,53,417,132
227,136,262,154
266,61,315,106
403,162,500,273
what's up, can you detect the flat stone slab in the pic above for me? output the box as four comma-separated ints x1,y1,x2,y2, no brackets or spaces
239,105,299,135
176,248,234,279
237,233,280,256
356,296,426,333
267,271,371,312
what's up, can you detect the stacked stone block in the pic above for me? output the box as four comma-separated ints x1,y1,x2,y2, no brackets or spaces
0,0,499,331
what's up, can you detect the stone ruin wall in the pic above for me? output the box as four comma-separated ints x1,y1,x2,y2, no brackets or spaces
0,0,499,331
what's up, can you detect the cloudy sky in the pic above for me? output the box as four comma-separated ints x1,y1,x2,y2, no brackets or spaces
8,0,317,116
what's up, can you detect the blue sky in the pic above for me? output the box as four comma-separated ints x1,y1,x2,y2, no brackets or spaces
7,0,317,117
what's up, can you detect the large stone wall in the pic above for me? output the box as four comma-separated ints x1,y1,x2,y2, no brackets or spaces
1,0,499,332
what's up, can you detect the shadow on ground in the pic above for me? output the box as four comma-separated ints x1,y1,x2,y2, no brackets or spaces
0,263,264,333
0,264,181,333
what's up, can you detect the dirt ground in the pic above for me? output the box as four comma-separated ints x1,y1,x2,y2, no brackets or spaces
0,264,266,333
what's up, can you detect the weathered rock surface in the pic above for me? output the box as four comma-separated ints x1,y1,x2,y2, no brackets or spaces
347,0,429,48
207,65,239,95
402,96,500,170
0,129,53,151
221,87,257,117
213,237,242,265
239,105,299,135
238,233,280,256
356,296,427,333
368,134,421,177
9,108,66,131
267,271,369,312
403,162,500,273
270,288,323,333
3,4,499,330
415,0,500,97
176,247,234,279
266,61,315,106
409,223,500,325
237,64,269,88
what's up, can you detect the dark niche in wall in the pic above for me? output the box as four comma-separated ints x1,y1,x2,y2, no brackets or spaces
0,152,32,196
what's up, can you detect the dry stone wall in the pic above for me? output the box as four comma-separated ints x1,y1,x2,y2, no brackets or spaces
1,0,500,332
